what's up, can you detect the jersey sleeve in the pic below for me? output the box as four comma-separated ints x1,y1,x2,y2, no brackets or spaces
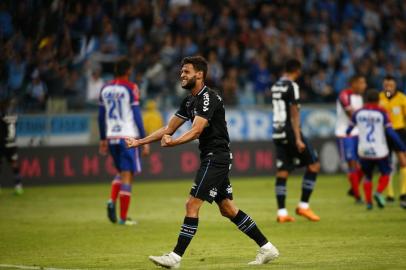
382,109,392,128
129,83,146,138
338,90,352,111
175,97,189,120
288,82,300,105
98,86,106,140
131,84,140,105
195,92,219,120
346,110,357,135
98,104,106,140
402,94,406,118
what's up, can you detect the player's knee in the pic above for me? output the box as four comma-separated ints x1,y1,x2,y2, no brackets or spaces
219,202,238,218
185,199,201,216
308,162,320,173
219,207,235,218
276,170,289,178
397,154,406,167
348,160,358,170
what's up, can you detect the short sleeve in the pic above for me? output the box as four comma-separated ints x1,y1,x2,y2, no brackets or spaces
195,91,219,120
175,97,189,120
338,90,351,110
382,110,392,128
402,95,406,115
350,110,357,125
288,82,300,105
131,84,140,106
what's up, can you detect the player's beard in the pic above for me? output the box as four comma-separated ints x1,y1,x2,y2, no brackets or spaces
181,76,196,90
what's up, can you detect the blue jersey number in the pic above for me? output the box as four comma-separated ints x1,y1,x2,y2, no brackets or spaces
107,99,123,120
366,122,375,142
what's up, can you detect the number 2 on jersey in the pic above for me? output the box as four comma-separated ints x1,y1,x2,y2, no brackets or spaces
366,122,375,142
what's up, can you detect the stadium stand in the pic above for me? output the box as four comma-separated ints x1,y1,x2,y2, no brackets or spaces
1,0,406,111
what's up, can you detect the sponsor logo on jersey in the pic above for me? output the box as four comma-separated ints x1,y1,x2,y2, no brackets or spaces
209,188,218,198
103,92,125,99
203,92,210,112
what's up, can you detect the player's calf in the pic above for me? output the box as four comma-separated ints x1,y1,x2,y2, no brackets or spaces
107,201,117,223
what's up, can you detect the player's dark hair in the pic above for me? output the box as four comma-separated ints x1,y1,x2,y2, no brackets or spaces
284,59,301,73
365,89,380,103
114,59,131,77
349,74,364,84
383,75,396,81
181,56,208,79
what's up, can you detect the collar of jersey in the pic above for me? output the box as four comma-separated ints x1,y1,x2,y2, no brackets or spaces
196,85,207,96
364,103,381,110
385,90,398,100
280,76,293,82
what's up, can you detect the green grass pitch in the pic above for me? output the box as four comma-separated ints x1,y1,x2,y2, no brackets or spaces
1,175,406,270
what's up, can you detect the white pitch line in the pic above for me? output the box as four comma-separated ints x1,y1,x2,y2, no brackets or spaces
0,264,83,270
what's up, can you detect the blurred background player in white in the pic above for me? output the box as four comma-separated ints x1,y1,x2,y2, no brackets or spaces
335,75,367,202
98,59,150,225
0,97,23,195
379,75,406,208
347,90,406,210
271,59,321,223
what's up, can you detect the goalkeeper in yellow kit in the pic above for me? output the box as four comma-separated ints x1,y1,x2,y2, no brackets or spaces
379,75,406,208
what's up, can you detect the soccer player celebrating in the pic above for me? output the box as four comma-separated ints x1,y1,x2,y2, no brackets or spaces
335,75,367,202
98,59,150,226
347,90,406,209
270,59,320,223
126,56,279,268
379,75,406,208
0,98,23,195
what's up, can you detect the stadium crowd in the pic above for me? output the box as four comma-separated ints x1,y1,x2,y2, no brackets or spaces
1,0,406,112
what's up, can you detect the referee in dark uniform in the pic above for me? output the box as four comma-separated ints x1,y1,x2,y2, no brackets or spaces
126,56,279,268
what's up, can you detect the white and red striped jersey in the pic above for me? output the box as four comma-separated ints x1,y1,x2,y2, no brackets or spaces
351,104,391,159
99,79,141,139
335,88,363,137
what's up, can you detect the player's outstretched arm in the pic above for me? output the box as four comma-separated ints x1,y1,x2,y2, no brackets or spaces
161,115,207,147
126,115,185,148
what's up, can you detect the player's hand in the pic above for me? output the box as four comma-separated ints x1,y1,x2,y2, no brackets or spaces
142,144,150,156
161,134,173,147
296,139,306,153
125,137,140,148
99,140,108,155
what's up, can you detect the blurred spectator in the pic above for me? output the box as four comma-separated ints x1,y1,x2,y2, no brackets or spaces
142,100,164,135
86,65,104,105
250,56,271,105
64,69,86,110
311,69,334,102
222,67,238,106
2,0,406,111
144,55,167,99
25,69,47,111
0,2,13,39
7,53,26,94
99,20,120,55
207,50,224,88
